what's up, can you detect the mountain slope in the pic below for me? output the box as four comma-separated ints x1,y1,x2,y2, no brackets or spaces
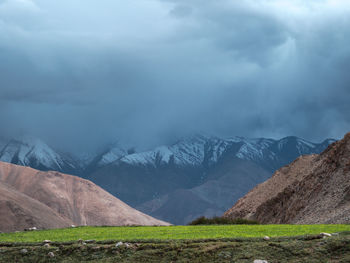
136,158,271,225
0,181,73,233
224,132,350,224
0,161,168,232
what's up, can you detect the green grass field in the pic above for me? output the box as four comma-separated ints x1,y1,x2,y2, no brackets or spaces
1,224,350,243
2,226,350,262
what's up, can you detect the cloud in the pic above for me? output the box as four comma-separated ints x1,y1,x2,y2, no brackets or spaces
0,0,349,152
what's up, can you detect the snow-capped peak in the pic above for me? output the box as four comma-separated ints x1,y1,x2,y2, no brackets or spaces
0,136,76,171
98,147,128,166
108,134,334,170
118,134,229,167
93,141,139,167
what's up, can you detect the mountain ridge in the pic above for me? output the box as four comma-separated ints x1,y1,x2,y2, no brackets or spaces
224,133,350,224
0,134,335,225
0,134,335,175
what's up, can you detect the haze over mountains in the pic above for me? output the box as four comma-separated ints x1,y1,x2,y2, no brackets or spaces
0,134,335,224
224,132,350,224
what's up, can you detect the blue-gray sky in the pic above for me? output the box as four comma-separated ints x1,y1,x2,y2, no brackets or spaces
0,0,349,152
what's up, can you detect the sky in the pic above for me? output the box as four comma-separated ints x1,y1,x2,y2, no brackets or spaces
0,0,349,152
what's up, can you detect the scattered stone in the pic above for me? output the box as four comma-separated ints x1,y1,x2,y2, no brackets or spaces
116,241,124,247
24,227,37,231
78,239,83,243
43,243,50,248
82,242,87,246
263,236,270,241
48,252,55,258
71,225,76,228
20,248,28,255
320,232,332,237
254,260,269,263
43,240,51,243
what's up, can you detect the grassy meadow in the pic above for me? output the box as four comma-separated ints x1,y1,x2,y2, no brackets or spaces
1,227,350,262
1,224,350,243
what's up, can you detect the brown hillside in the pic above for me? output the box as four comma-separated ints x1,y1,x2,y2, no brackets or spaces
0,162,169,232
0,181,72,232
224,133,350,224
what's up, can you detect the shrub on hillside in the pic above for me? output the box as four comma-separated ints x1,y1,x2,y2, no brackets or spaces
188,216,259,225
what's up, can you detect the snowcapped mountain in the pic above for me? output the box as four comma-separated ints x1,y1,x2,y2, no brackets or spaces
0,136,78,174
0,134,335,177
99,134,335,172
0,134,336,225
88,134,335,224
119,135,210,167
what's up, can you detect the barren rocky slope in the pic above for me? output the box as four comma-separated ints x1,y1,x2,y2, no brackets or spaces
224,132,350,224
0,162,168,232
0,181,72,232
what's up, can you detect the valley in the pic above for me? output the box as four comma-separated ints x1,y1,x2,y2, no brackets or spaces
0,134,334,225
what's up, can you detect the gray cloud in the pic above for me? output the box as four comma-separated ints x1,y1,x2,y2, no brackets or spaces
0,0,349,152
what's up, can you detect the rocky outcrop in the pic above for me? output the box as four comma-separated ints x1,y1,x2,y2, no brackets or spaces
224,133,350,224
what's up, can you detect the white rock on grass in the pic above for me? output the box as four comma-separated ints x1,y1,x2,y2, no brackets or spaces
254,260,269,263
263,236,270,241
48,252,55,258
320,232,332,237
43,240,51,243
116,241,124,247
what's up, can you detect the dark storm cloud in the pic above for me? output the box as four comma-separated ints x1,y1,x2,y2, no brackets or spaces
0,0,349,152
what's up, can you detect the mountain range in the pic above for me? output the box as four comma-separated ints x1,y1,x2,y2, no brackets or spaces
224,132,350,224
0,135,335,224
